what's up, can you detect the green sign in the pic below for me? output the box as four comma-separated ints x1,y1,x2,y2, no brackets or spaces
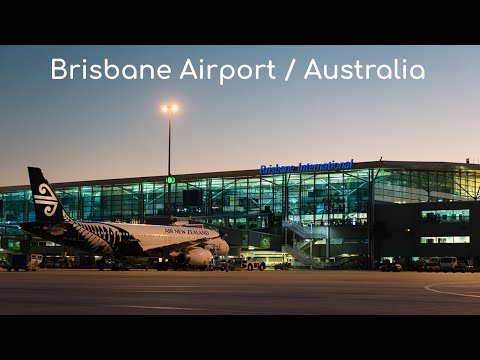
166,176,176,184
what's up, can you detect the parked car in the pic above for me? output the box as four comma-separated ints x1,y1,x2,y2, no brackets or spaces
379,262,403,272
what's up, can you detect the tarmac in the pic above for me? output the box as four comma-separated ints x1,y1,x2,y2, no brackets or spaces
2,269,480,315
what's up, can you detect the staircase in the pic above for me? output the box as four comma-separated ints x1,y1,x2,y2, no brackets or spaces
282,221,329,239
282,222,339,269
282,244,359,269
282,244,328,269
294,239,312,253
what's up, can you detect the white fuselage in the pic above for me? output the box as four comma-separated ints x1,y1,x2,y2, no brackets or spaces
103,222,229,255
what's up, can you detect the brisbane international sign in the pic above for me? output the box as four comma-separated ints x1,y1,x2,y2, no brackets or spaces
259,159,354,174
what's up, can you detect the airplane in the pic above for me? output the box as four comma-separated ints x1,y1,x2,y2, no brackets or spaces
0,167,229,270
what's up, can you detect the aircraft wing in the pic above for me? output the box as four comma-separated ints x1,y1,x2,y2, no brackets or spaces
147,235,219,253
0,223,22,230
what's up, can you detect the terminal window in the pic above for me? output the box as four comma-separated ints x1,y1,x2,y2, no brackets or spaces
420,236,470,244
421,209,469,223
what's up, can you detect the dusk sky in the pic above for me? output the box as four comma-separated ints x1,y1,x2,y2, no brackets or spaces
0,45,479,187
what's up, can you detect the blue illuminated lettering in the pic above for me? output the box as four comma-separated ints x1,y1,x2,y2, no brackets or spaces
261,159,354,174
259,164,295,174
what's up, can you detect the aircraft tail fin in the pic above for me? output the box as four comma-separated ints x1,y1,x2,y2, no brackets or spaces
28,167,67,223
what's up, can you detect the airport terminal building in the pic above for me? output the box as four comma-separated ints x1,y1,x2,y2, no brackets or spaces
1,159,480,268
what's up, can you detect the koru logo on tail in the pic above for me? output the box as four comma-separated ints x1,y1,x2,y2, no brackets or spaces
33,183,58,216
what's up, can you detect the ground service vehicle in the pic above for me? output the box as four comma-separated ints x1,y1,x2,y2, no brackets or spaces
439,256,475,272
241,257,266,271
379,262,403,272
419,256,476,273
440,256,458,269
425,256,441,271
213,257,266,271
3,253,43,272
213,258,241,271
274,262,291,270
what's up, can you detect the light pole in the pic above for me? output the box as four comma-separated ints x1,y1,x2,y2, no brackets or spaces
162,105,177,221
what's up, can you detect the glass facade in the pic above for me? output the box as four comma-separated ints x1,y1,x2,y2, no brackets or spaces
2,162,480,255
375,168,480,203
0,171,371,226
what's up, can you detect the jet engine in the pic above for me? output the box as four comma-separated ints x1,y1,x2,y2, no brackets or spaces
174,248,213,266
205,238,229,255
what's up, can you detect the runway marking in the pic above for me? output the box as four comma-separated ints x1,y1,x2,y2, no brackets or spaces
130,285,201,288
107,305,274,314
425,281,480,299
110,305,206,311
128,290,267,293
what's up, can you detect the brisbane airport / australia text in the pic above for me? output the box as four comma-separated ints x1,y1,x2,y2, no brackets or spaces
259,160,354,174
